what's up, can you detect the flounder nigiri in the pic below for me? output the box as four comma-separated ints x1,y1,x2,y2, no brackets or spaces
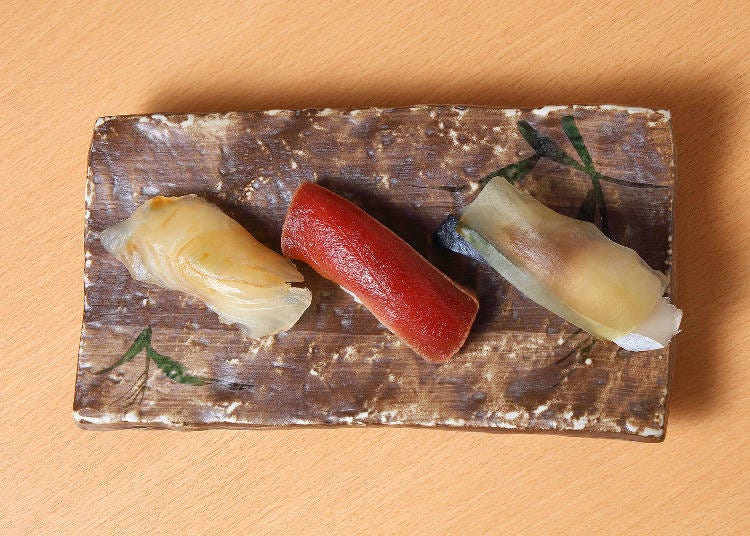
101,195,311,337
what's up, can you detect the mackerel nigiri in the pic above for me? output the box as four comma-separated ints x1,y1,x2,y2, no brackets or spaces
437,177,681,352
101,195,312,337
281,183,478,363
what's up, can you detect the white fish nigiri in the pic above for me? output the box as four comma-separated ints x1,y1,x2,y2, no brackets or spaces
100,195,312,337
457,177,681,352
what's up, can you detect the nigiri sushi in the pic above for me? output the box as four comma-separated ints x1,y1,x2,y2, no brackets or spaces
437,177,681,352
281,183,479,363
101,195,312,337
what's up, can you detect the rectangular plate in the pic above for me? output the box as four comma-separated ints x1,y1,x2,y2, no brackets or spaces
75,105,676,441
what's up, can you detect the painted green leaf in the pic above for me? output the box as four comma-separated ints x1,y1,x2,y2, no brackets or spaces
95,327,152,374
517,119,665,189
591,175,610,237
561,115,594,171
480,154,541,187
559,116,610,234
495,154,541,184
145,346,210,386
517,121,581,168
576,186,596,223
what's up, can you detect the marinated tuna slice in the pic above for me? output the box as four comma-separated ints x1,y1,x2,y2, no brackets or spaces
281,183,478,362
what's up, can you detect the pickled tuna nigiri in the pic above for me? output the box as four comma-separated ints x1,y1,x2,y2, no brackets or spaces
281,183,478,363
439,177,681,352
101,195,312,337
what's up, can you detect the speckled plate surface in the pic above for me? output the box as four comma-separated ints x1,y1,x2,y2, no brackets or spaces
74,105,676,441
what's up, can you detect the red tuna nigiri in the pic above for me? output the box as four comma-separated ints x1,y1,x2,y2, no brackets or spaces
281,183,478,362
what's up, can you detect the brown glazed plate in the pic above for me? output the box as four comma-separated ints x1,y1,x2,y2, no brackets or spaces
74,104,676,441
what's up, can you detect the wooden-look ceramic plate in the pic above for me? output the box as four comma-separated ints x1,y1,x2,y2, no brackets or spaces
74,105,676,441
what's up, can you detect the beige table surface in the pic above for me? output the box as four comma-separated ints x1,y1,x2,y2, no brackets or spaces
2,1,749,534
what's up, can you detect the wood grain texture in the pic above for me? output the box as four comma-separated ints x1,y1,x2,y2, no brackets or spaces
1,1,748,534
75,106,675,440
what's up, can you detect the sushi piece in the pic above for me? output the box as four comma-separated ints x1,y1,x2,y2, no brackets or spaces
437,177,681,352
100,195,312,337
281,183,478,363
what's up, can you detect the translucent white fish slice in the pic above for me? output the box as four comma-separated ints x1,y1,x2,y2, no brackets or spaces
101,195,312,338
613,298,682,352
